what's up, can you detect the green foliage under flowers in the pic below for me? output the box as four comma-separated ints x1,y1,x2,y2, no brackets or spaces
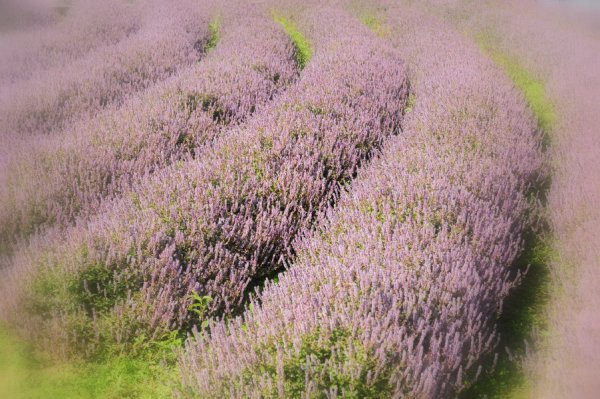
188,291,212,330
238,327,393,398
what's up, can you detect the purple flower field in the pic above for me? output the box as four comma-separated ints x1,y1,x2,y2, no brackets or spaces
0,0,598,397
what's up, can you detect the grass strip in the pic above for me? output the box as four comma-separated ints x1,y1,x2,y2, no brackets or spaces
0,327,179,398
273,12,312,69
477,30,556,137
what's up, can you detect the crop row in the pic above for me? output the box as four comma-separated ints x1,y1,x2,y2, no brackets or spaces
0,7,408,360
178,6,544,398
0,10,299,253
0,0,214,138
0,0,149,89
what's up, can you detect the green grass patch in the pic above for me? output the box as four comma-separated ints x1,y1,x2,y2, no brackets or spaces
348,0,391,38
405,93,416,113
273,12,312,70
206,17,221,52
477,30,556,136
360,13,391,37
460,236,554,399
0,327,180,398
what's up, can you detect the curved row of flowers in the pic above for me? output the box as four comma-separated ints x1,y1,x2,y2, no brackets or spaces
0,0,214,138
0,0,149,90
0,7,408,360
0,10,299,252
178,6,544,398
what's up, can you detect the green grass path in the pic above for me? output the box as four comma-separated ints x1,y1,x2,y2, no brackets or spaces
0,328,177,399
